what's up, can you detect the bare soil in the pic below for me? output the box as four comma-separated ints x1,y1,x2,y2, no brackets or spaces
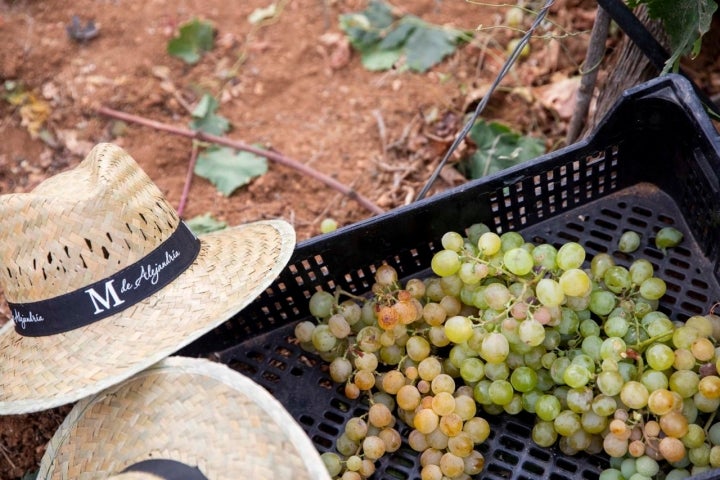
0,0,717,478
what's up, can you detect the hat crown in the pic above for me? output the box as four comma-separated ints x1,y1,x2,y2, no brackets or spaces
0,143,179,303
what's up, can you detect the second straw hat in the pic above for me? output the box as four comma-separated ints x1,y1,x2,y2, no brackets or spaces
0,143,295,414
38,356,331,480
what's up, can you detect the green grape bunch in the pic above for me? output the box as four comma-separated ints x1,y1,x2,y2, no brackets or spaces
295,222,720,480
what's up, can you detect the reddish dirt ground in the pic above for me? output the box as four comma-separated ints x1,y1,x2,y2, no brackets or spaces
0,0,718,478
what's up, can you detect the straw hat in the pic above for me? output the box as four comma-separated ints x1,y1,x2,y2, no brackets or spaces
0,143,295,414
37,356,331,480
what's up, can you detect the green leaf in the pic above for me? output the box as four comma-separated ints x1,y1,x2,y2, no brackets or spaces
167,18,215,64
189,94,230,135
378,20,416,50
194,146,268,196
361,47,403,71
458,120,545,179
642,0,717,72
404,24,463,72
185,213,228,235
338,1,394,51
339,0,467,72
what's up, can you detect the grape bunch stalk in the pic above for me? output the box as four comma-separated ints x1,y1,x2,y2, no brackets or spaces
294,222,720,480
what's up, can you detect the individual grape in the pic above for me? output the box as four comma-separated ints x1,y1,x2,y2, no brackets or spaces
444,315,474,344
655,227,683,251
345,454,363,472
500,231,524,251
336,432,360,456
682,424,706,450
431,249,461,277
439,295,462,317
421,464,442,480
478,232,502,256
432,391,456,416
504,247,534,276
311,324,338,352
660,411,689,438
518,318,546,347
589,290,616,316
510,366,538,393
480,332,510,363
458,261,487,285
659,436,687,463
418,356,442,382
294,320,316,343
414,408,440,434
406,335,431,362
603,266,632,294
556,242,586,271
532,243,558,270
618,231,641,253
488,379,514,405
559,268,592,297
581,410,608,434
309,290,335,318
711,445,720,468
638,277,667,300
463,416,490,444
673,326,701,350
454,395,477,421
362,435,386,460
597,370,624,397
329,357,353,383
447,431,474,457
483,283,511,310
591,252,615,279
629,258,654,285
646,343,675,371
531,419,557,447
439,452,465,478
431,374,456,394
378,427,402,453
671,349,692,372
669,370,699,398
358,459,376,478
459,357,485,383
356,326,382,353
563,364,592,388
341,471,361,480
604,433,629,457
688,443,711,467
579,318,601,338
441,231,465,252
566,386,593,413
699,375,720,399
601,316,629,339
535,394,562,421
554,409,582,436
687,315,714,337
463,449,485,475
621,381,649,409
354,369,375,391
536,278,565,307
321,452,343,477
368,402,393,428
648,388,675,415
691,337,715,362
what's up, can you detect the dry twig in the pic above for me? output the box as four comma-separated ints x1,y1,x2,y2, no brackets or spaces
97,106,384,216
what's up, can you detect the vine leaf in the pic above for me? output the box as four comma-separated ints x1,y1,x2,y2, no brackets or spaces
194,146,268,196
189,94,230,135
167,18,215,65
458,121,545,179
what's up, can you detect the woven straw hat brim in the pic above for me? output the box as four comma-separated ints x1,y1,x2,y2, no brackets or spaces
38,356,331,480
0,220,295,415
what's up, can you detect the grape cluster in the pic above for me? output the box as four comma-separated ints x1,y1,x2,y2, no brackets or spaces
296,222,720,480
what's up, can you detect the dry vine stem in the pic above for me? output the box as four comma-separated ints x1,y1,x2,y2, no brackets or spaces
96,106,385,216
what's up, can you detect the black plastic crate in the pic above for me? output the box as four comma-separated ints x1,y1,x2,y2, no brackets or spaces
181,74,720,479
